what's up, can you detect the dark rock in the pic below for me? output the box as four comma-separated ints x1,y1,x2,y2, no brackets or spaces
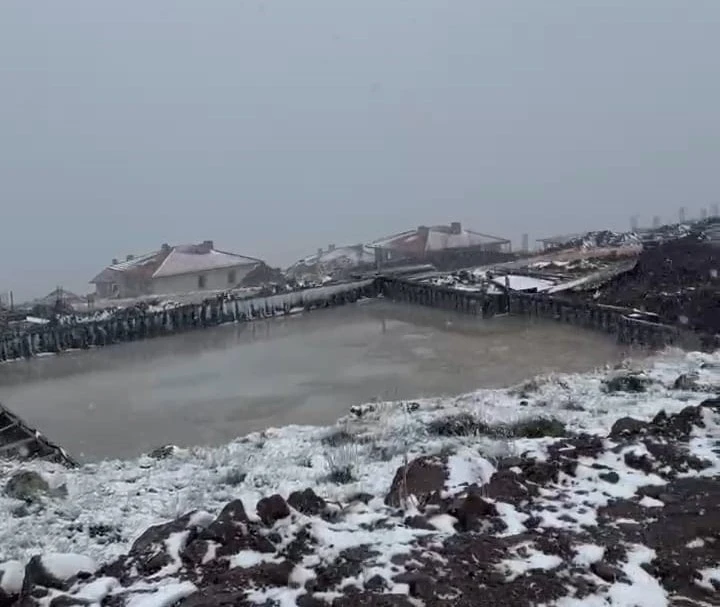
609,417,647,438
256,494,290,526
4,471,51,503
184,499,275,564
311,546,380,593
128,510,208,576
364,575,389,592
0,588,14,607
508,417,566,439
599,471,620,484
521,460,560,485
427,413,485,437
288,488,326,516
392,572,434,599
649,406,705,440
623,451,655,474
673,374,699,391
279,526,316,564
591,562,624,582
384,456,446,508
147,445,176,460
483,469,534,503
49,595,93,607
404,515,435,531
449,492,499,532
24,555,96,592
497,456,523,470
348,492,374,505
603,374,650,394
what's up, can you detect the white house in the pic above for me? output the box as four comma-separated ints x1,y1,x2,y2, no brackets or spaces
90,241,264,298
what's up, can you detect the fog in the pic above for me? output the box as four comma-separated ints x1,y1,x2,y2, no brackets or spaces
1,0,719,300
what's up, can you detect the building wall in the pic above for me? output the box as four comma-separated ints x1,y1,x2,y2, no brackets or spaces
149,263,256,295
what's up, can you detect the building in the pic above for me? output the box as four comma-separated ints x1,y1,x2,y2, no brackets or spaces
370,222,512,264
90,241,264,298
286,243,376,281
536,234,585,251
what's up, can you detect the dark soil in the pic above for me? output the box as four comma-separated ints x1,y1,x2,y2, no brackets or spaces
592,238,720,337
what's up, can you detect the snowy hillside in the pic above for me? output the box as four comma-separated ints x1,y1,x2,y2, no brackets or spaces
1,349,719,606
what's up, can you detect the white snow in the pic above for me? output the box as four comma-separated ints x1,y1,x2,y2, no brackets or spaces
0,560,25,594
498,541,563,580
445,451,494,494
490,275,555,292
695,566,720,591
125,581,197,607
572,544,605,567
41,553,97,581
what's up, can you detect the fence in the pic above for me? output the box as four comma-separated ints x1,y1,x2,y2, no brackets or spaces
0,280,379,362
378,276,698,349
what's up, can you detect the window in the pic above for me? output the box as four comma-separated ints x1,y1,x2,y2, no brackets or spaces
228,269,236,285
197,275,207,289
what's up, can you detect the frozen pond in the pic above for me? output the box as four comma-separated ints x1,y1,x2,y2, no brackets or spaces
0,300,631,460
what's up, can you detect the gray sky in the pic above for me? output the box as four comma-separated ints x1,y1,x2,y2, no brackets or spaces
1,0,719,300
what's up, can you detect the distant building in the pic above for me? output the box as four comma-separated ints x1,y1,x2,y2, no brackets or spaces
286,243,376,281
536,234,585,251
90,241,264,298
370,222,511,264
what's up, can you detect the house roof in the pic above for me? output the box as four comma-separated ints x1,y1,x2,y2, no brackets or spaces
91,243,262,283
152,246,261,278
287,244,375,277
371,224,510,255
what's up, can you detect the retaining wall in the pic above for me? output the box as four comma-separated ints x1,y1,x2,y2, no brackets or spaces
378,277,693,349
0,280,379,362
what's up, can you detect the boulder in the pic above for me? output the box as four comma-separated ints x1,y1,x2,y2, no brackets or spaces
183,499,275,565
128,510,212,576
602,374,650,394
256,494,290,526
4,471,55,503
24,554,97,592
287,488,326,516
609,417,647,439
384,456,446,508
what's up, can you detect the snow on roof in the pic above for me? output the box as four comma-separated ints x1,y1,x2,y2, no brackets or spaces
152,246,260,279
108,251,163,272
426,229,508,251
490,274,555,292
371,225,509,253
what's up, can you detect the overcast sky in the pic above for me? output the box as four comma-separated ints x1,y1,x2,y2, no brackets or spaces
1,1,719,300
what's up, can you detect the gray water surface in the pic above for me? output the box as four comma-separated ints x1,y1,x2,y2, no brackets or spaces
0,301,629,460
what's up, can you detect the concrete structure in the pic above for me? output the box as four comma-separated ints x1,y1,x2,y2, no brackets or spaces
91,241,264,298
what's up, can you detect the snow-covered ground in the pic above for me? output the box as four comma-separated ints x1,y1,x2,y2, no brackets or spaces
1,347,719,605
0,348,715,564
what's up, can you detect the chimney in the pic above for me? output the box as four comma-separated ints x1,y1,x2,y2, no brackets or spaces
112,258,119,265
126,254,134,261
161,243,171,253
450,221,462,235
328,244,336,251
202,240,214,251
